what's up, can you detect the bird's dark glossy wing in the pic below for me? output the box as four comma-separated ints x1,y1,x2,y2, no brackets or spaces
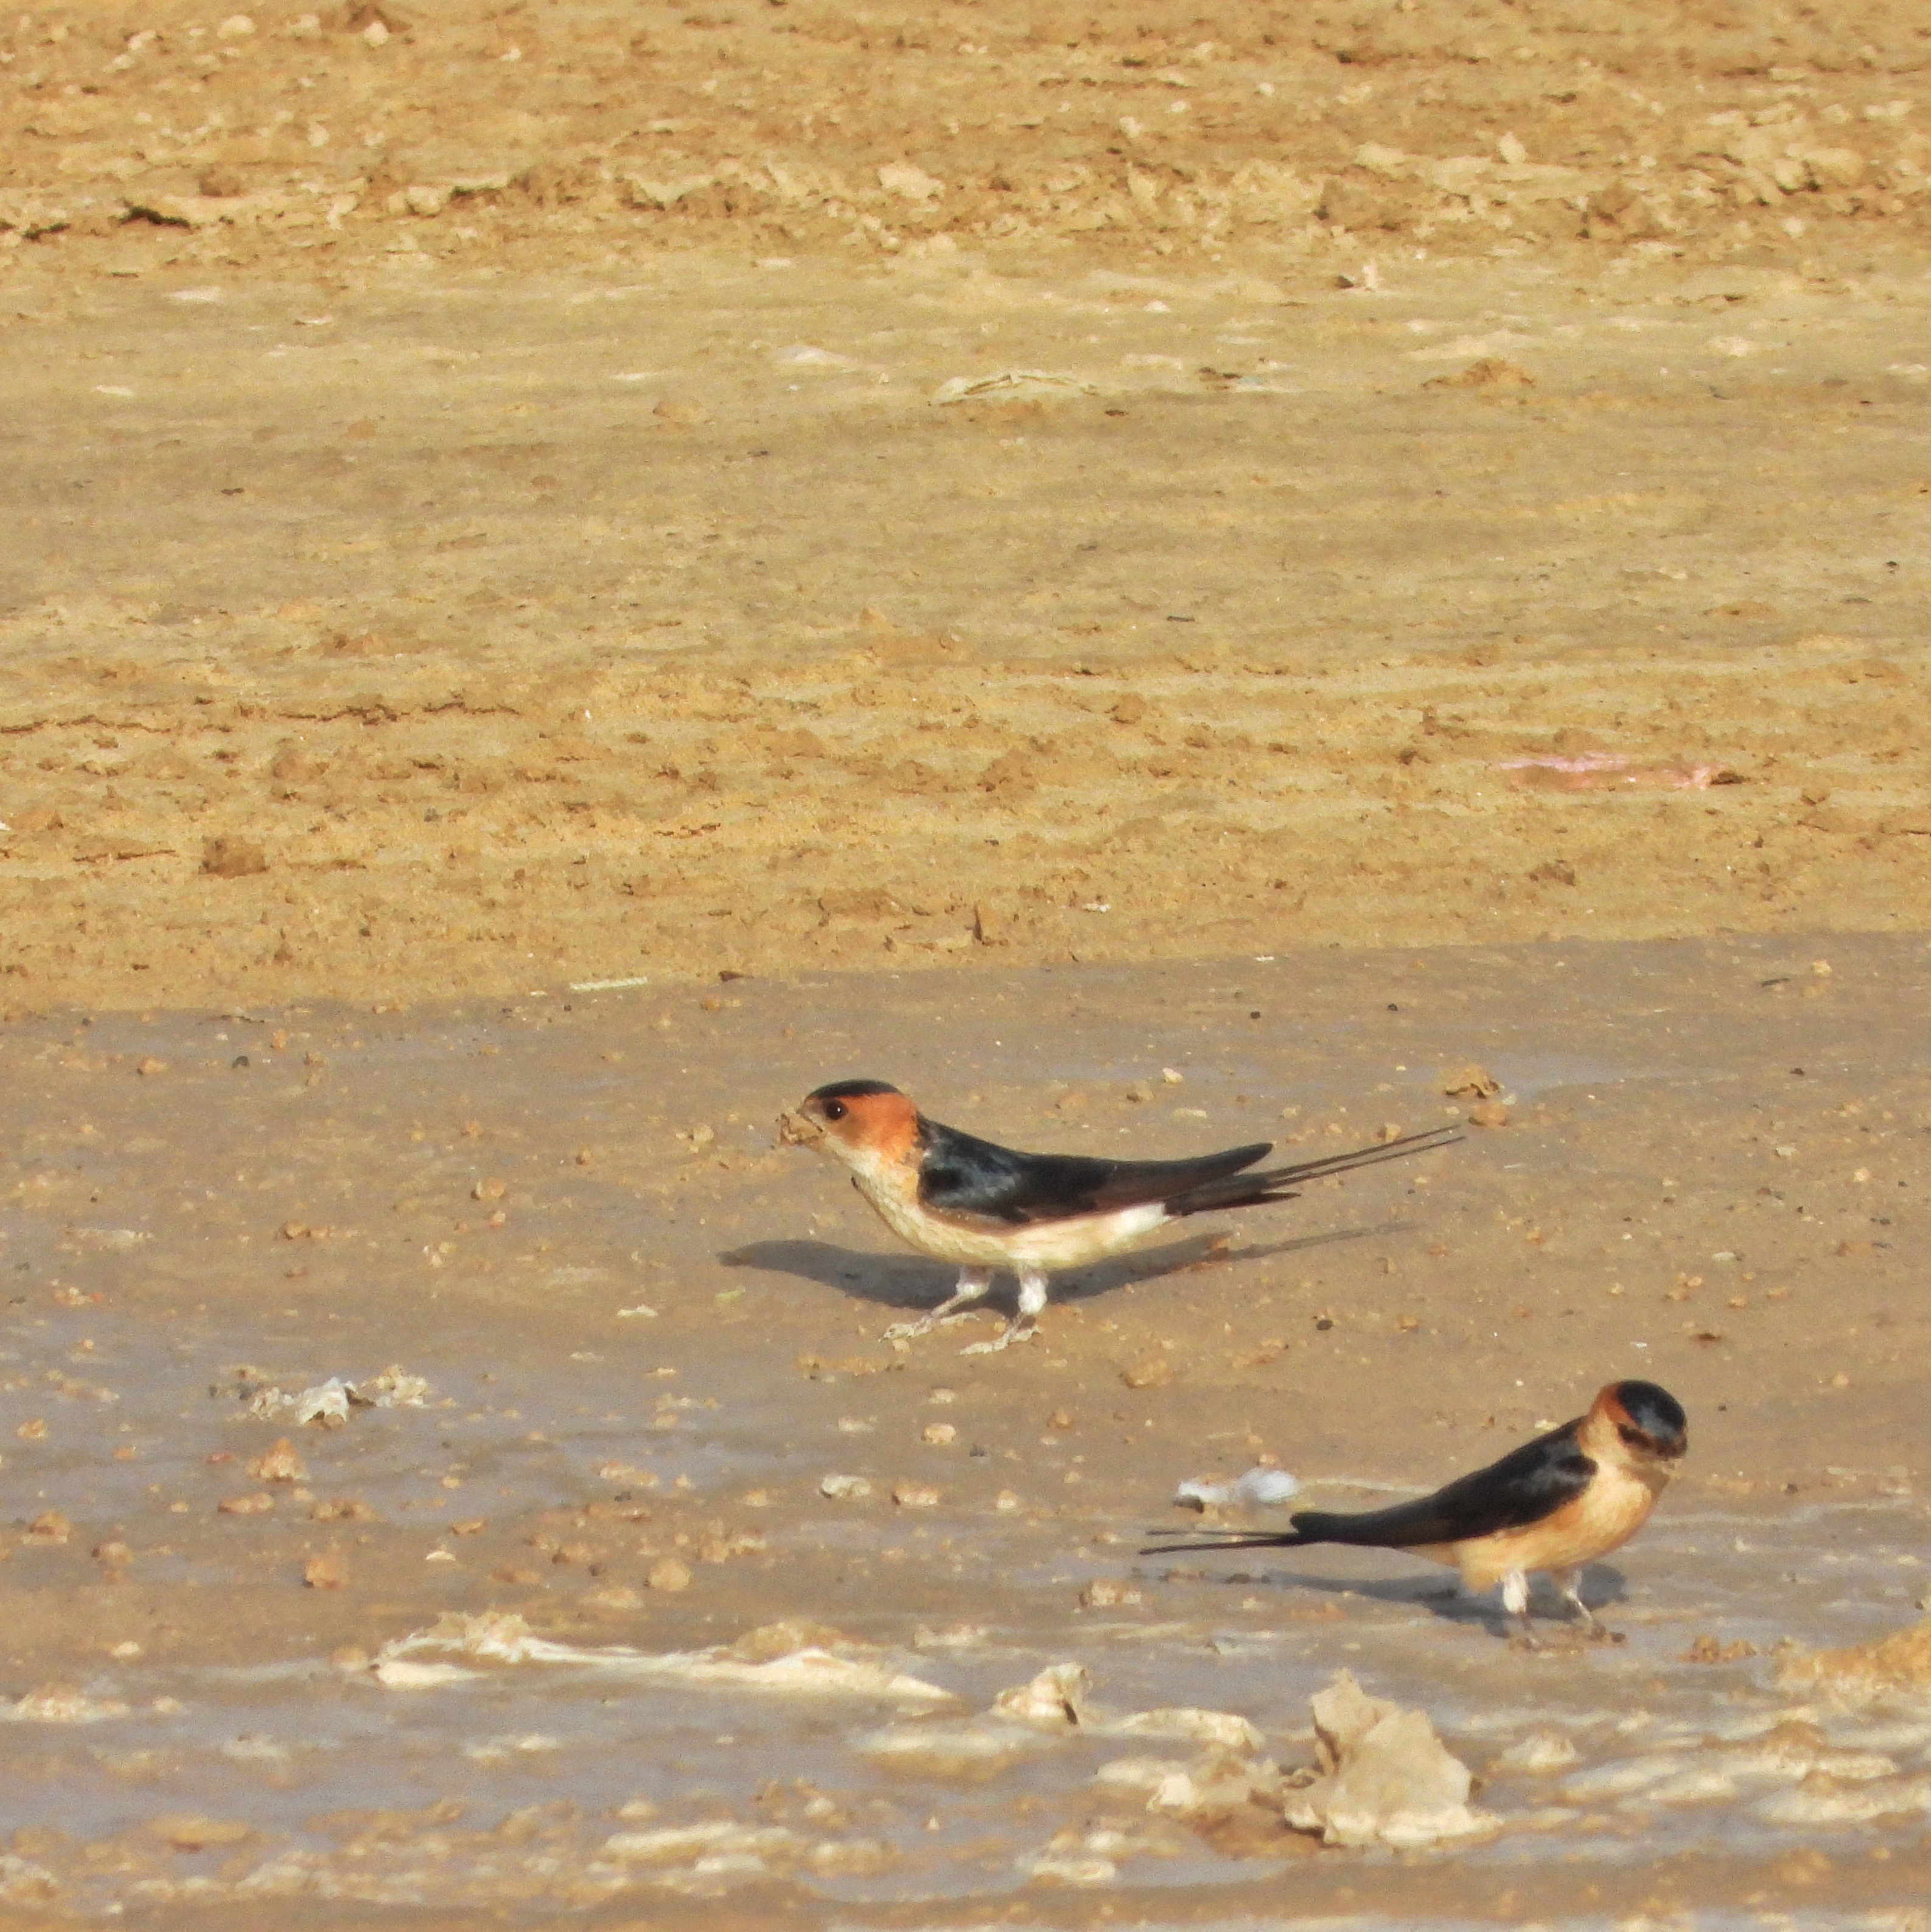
1294,1421,1595,1550
1143,1418,1594,1558
915,1118,1271,1227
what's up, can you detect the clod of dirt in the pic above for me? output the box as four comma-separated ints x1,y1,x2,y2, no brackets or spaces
1780,1616,1931,1696
1440,1063,1501,1099
150,1815,254,1853
581,1584,644,1611
311,1497,376,1522
303,1550,347,1591
1283,1671,1496,1849
1423,358,1535,389
201,836,269,878
247,1438,307,1483
1683,1634,1761,1664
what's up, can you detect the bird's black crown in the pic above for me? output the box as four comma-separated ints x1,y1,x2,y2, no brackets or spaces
1614,1379,1688,1448
807,1079,902,1102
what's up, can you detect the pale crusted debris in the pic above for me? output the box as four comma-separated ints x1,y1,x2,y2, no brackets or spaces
854,1717,1052,1777
1173,1467,1301,1511
993,1661,1091,1728
1751,1774,1931,1827
1284,1671,1496,1849
931,371,1097,405
1108,1706,1263,1752
0,195,79,240
878,161,945,203
248,1363,432,1424
1495,1729,1581,1773
0,1853,58,1905
1500,751,1739,791
601,1821,807,1864
375,1612,957,1704
1094,1754,1192,1794
5,1684,132,1724
1014,1850,1116,1885
68,1225,150,1251
364,1363,431,1405
1148,1746,1284,1820
369,1658,481,1690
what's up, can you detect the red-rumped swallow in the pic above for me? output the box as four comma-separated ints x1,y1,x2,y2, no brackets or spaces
778,1079,1458,1354
1146,1380,1688,1642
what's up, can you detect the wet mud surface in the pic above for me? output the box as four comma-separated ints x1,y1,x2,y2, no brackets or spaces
3,934,1930,1922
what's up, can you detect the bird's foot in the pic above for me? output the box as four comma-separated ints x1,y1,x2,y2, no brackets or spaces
1507,1630,1543,1654
880,1316,937,1343
1582,1622,1626,1647
959,1319,1036,1356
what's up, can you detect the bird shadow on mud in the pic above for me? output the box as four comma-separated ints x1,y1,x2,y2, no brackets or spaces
717,1222,1412,1318
1135,1554,1632,1640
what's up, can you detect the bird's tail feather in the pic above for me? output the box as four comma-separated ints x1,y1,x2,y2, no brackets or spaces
1167,1123,1461,1216
1139,1525,1316,1556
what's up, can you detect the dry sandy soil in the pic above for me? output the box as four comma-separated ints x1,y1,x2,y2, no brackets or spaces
1,0,1929,1007
2,2,1930,1925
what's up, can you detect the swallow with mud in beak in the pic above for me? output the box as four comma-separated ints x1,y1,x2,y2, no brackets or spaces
1145,1379,1689,1643
778,1079,1459,1354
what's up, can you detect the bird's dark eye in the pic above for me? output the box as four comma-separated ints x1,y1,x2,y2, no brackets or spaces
825,1101,847,1121
1616,1423,1646,1448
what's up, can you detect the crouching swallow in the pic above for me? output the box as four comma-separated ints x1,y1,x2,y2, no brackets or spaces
1145,1381,1688,1643
778,1079,1458,1354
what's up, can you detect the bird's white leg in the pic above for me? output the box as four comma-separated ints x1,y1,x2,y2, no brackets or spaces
959,1267,1049,1355
1552,1566,1622,1643
882,1267,994,1343
1501,1568,1536,1647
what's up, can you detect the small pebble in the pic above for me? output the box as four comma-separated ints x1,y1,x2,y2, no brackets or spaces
302,1550,347,1590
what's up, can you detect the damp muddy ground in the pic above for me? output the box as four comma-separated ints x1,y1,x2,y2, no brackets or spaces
5,1,1931,1925
2,935,1930,1923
